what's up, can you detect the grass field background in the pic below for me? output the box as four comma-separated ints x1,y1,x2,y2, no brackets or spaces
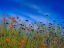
0,15,64,48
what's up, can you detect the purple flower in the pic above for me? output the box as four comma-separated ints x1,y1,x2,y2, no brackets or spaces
57,24,59,25
39,30,42,33
54,33,57,36
6,22,9,24
43,24,45,25
46,15,48,16
58,41,61,45
18,32,21,34
6,34,9,36
48,27,51,28
62,18,64,19
19,24,22,26
22,28,24,29
40,22,42,23
1,34,4,37
62,27,64,29
49,23,51,24
33,36,36,39
14,25,16,26
54,21,56,22
46,40,50,44
26,20,28,22
17,16,19,19
31,29,34,32
31,26,32,27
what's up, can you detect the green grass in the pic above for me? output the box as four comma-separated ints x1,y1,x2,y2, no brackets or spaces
0,24,64,48
0,16,64,48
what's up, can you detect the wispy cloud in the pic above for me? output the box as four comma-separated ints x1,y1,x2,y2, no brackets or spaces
0,0,63,24
24,3,47,15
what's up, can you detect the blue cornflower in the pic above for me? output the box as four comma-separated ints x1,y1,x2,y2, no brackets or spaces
39,30,42,33
18,32,21,34
22,28,24,30
6,34,9,36
20,24,22,26
33,36,36,39
54,33,57,36
1,34,4,37
58,41,61,45
46,40,50,44
26,20,28,22
62,27,64,29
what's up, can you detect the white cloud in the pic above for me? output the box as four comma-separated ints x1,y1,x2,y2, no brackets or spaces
24,13,51,24
24,3,48,15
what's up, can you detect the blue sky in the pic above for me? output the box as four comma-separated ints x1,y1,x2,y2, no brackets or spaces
0,0,64,24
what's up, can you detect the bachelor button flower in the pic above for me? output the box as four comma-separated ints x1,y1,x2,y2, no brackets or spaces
17,16,19,19
63,22,64,23
43,24,45,25
31,29,34,32
33,36,36,39
54,33,57,37
6,34,9,36
26,20,28,22
39,30,42,33
46,40,50,44
48,27,51,28
46,14,48,16
2,34,4,37
54,21,56,22
18,32,21,34
22,28,24,30
62,27,64,29
58,40,61,45
62,18,64,19
20,24,22,26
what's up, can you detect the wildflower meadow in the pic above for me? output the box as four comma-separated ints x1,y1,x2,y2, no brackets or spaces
0,14,64,48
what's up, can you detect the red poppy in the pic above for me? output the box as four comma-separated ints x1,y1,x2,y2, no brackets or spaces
11,24,14,29
42,44,47,48
11,17,16,22
21,40,25,45
6,38,10,43
26,26,31,31
26,26,29,28
18,41,21,46
57,26,60,29
28,28,30,31
22,36,25,39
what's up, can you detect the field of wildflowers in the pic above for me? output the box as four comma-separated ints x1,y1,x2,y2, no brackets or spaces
0,14,64,48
